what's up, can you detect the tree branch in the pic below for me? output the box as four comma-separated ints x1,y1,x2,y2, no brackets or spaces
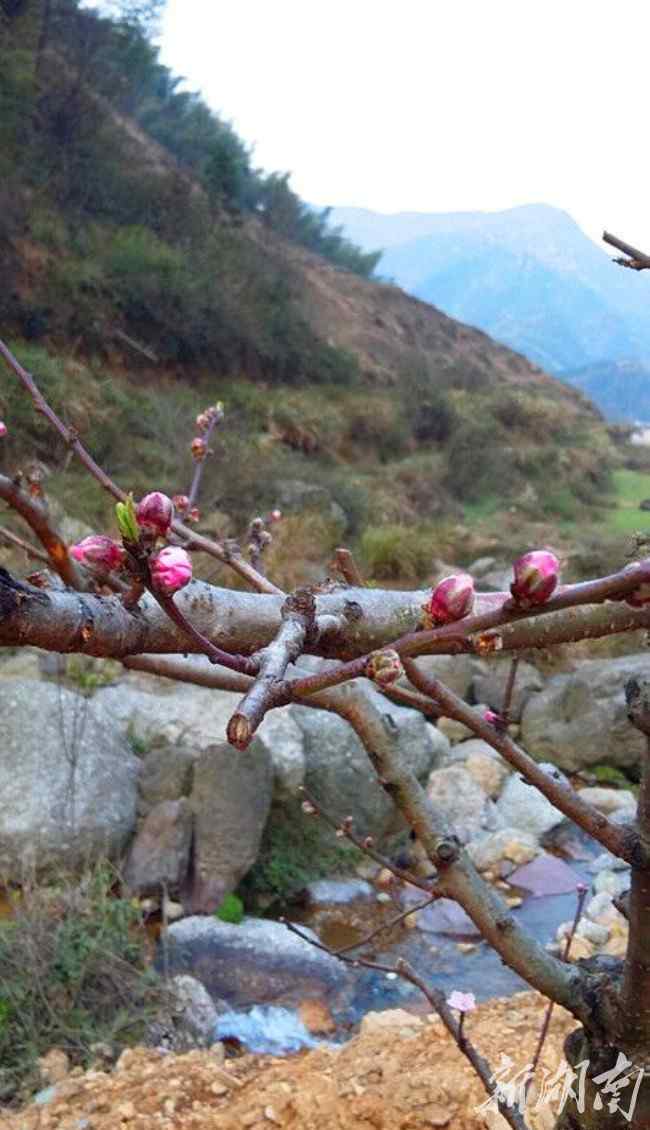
227,589,316,749
322,681,594,1024
603,231,650,271
403,657,645,868
0,473,84,588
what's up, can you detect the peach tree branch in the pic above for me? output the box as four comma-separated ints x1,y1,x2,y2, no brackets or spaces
403,656,646,868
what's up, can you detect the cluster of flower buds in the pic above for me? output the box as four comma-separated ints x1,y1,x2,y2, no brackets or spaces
424,573,475,626
70,535,125,573
0,421,7,438
150,546,193,594
510,550,560,608
366,648,404,687
195,402,224,433
136,491,174,538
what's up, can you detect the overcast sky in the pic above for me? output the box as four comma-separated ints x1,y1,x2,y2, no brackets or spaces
158,0,650,251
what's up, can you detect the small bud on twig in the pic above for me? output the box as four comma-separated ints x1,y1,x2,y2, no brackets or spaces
424,573,475,625
150,546,193,594
366,648,404,687
510,550,559,608
70,535,126,572
136,491,174,538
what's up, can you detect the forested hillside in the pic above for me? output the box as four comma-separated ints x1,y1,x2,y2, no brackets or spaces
0,0,620,583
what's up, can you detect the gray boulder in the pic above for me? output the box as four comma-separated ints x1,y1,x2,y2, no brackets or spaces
520,654,650,772
0,680,139,880
495,763,567,839
97,679,303,804
289,682,439,848
186,739,273,914
426,765,501,844
123,799,193,897
137,745,196,816
146,974,224,1052
159,916,347,1008
472,659,544,722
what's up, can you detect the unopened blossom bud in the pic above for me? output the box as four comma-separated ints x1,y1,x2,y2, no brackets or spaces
366,649,404,687
270,509,282,522
136,491,174,537
0,421,7,437
483,709,507,733
172,494,189,513
301,799,316,816
510,550,559,607
446,990,477,1013
196,411,211,432
425,573,475,624
191,437,207,461
70,535,125,572
150,546,192,594
187,506,200,523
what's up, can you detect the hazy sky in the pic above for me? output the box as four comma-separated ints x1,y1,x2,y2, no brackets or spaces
158,0,650,251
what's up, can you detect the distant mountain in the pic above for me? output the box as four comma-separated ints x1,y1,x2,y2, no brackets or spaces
329,204,650,379
561,360,650,424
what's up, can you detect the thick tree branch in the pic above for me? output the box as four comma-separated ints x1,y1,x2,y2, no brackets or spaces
0,473,83,588
321,681,594,1025
404,657,645,868
227,589,317,749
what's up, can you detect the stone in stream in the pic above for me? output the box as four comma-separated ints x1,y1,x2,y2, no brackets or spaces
123,798,193,897
495,764,566,840
158,917,349,1009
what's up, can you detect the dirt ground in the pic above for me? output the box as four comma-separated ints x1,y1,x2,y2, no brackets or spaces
0,992,577,1130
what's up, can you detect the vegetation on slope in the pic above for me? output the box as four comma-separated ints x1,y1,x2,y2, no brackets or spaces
0,0,628,584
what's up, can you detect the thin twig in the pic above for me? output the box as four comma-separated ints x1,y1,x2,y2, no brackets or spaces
332,547,366,587
527,884,589,1090
186,406,223,511
501,656,520,725
299,784,437,893
0,524,49,564
148,583,258,676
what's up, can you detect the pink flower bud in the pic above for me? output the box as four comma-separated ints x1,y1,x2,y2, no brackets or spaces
150,546,192,594
446,990,477,1013
483,709,507,733
70,535,125,572
510,550,560,607
187,506,200,523
136,492,174,537
270,509,282,522
196,411,210,432
366,649,404,687
0,421,7,438
191,437,207,461
172,494,190,513
426,573,475,624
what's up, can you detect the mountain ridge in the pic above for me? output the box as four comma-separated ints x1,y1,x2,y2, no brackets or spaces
329,203,650,380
